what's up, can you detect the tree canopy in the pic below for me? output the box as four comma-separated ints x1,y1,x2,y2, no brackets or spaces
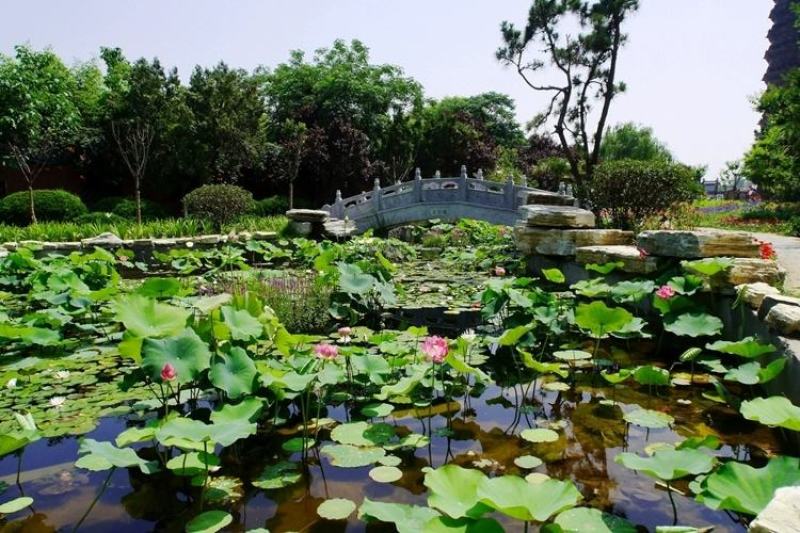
600,122,673,163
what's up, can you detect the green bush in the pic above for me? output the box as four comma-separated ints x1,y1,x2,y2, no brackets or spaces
0,190,88,226
92,197,167,220
253,196,289,216
74,212,127,225
183,184,254,227
590,160,702,230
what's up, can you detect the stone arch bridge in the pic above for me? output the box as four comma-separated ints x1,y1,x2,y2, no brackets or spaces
319,167,574,235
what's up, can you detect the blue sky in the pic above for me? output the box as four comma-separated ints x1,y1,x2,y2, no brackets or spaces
4,0,772,178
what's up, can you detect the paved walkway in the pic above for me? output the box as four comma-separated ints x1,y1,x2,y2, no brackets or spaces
751,232,800,293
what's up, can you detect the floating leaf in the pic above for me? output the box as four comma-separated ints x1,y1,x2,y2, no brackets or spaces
615,448,715,481
575,301,634,338
553,350,592,362
361,403,394,418
521,428,559,443
477,475,580,522
740,396,800,431
209,347,257,399
113,295,190,338
424,464,490,519
317,498,356,520
664,313,722,338
186,510,232,533
623,409,674,429
141,328,211,385
695,456,800,516
514,455,543,469
359,498,440,533
252,461,301,489
706,337,776,359
322,444,385,467
369,465,403,483
0,496,33,515
554,507,637,533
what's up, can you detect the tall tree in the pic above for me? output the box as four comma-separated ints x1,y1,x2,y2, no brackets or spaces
497,0,640,201
0,46,83,223
600,122,673,162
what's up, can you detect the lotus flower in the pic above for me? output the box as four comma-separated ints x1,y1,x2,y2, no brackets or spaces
338,326,352,344
757,240,777,260
422,336,449,364
314,343,339,360
161,362,177,382
637,246,649,259
5,378,17,389
493,266,507,277
49,396,66,408
655,285,676,299
460,329,477,343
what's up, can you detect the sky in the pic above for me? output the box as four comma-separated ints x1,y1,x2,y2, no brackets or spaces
3,0,773,179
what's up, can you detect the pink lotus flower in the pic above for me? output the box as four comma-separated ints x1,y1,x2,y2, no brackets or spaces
314,343,339,360
655,285,676,299
338,326,352,343
161,363,177,382
493,266,506,277
637,247,649,259
422,336,449,364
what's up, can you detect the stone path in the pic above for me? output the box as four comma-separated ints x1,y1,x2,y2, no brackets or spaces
749,232,800,293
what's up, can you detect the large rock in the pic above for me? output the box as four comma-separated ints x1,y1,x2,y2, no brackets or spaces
515,226,634,256
525,190,575,207
575,245,660,274
324,219,358,239
518,205,596,229
637,229,760,258
723,259,786,287
758,294,800,320
765,304,800,337
737,282,782,309
286,209,329,223
81,232,124,247
750,487,800,533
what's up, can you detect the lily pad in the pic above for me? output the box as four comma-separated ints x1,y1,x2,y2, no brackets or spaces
514,455,543,469
623,409,674,429
252,461,301,489
740,396,800,431
554,507,637,533
0,496,34,515
369,465,403,483
322,444,385,467
664,313,722,338
424,464,490,519
521,428,559,443
317,498,356,520
361,403,394,418
186,510,232,533
615,448,715,481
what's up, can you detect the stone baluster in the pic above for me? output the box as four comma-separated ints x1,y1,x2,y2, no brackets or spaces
476,168,484,180
434,170,441,179
415,169,423,202
459,165,468,201
505,174,515,209
372,178,382,212
334,189,344,218
415,167,422,181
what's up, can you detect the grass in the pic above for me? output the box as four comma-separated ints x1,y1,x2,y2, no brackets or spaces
0,215,289,243
674,200,800,236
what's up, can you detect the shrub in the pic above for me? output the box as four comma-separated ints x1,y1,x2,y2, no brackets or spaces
183,184,254,227
74,212,127,225
590,160,702,230
253,196,289,216
92,197,168,220
0,190,88,226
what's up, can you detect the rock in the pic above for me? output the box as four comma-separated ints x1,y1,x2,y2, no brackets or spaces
518,205,596,229
765,304,800,337
575,245,661,274
387,225,420,243
152,238,177,247
81,232,124,247
193,234,226,245
758,294,800,320
0,247,7,259
515,226,633,256
420,247,441,261
286,209,329,223
637,229,760,258
750,487,800,533
737,282,782,309
251,231,277,241
525,190,575,207
1,242,16,251
324,219,358,239
290,221,313,237
723,259,786,287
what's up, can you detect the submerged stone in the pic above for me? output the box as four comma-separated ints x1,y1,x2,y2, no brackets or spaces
637,229,760,258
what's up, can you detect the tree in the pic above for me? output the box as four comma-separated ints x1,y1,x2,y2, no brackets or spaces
743,69,800,200
416,92,525,177
600,122,673,162
264,40,423,203
497,0,640,201
270,119,308,209
0,46,83,223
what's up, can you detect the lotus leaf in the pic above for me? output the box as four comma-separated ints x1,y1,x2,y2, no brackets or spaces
575,302,634,338
359,498,440,533
623,409,674,429
514,455,543,469
615,448,715,481
136,277,182,298
664,313,722,338
220,306,263,341
423,516,505,533
113,295,190,338
633,366,670,387
186,510,232,533
318,498,356,520
209,347,257,399
75,438,157,473
542,268,566,284
322,444,385,467
141,328,211,385
424,464,491,519
369,465,403,483
682,257,734,277
553,350,592,362
554,507,637,533
740,396,800,431
166,451,219,476
0,496,34,515
477,475,581,522
252,461,302,489
706,337,776,359
521,428,559,443
361,403,394,418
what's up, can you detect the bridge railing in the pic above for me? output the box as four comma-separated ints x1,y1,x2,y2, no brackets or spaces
322,166,542,223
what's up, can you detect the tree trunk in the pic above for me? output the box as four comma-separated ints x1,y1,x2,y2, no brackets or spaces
289,180,294,210
135,177,142,225
28,184,37,225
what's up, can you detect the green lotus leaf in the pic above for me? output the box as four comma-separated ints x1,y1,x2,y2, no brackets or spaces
210,397,264,425
252,461,302,489
115,425,156,448
220,305,263,342
166,451,220,476
477,475,580,522
191,475,244,504
610,280,656,303
575,301,634,338
141,328,211,385
75,438,157,473
338,262,375,295
282,437,316,453
0,496,34,515
423,516,505,533
359,498,440,533
695,456,800,516
369,465,403,483
424,464,491,519
514,455,543,469
601,369,632,385
186,510,232,533
331,421,385,447
664,313,723,338
554,507,637,533
542,268,566,284
740,396,800,431
706,337,776,359
553,350,593,362
135,277,182,298
676,435,721,451
0,430,39,457
156,417,214,450
615,448,715,481
209,347,257,399
498,325,533,347
585,261,624,275
633,366,670,387
361,403,394,418
322,444,385,467
521,428,559,443
667,275,704,295
113,294,190,338
623,409,674,429
520,351,569,378
318,498,357,520
682,257,734,277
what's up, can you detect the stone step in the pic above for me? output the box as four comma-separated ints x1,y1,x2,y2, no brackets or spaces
637,229,760,258
514,226,634,256
525,190,576,207
286,209,329,223
575,245,660,274
518,205,596,229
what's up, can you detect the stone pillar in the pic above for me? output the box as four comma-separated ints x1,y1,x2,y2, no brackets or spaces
334,190,344,218
505,175,515,209
476,168,484,180
372,178,382,212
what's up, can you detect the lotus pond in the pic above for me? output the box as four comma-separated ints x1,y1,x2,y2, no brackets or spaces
0,221,798,532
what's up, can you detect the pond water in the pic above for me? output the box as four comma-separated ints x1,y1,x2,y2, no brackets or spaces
0,232,796,532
